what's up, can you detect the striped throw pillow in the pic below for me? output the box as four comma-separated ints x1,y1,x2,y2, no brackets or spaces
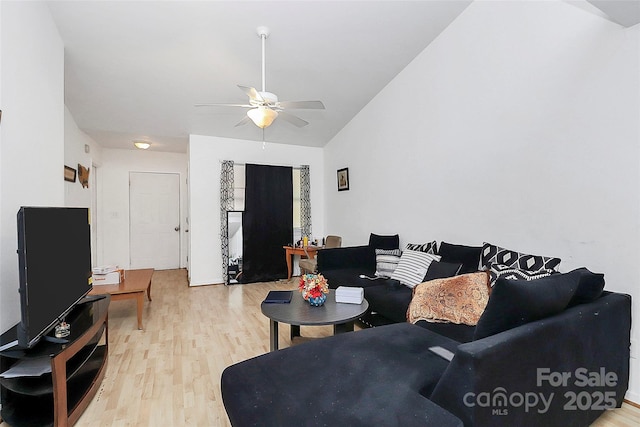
391,250,441,288
375,249,401,278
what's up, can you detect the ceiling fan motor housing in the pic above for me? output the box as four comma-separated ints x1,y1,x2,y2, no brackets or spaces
252,91,278,106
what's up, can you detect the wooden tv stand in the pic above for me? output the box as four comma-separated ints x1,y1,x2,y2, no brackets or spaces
0,295,110,427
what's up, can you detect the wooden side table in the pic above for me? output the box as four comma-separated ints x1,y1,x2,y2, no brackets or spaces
283,246,321,279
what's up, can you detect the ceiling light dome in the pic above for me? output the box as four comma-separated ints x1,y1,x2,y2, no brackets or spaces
133,140,151,150
247,107,278,128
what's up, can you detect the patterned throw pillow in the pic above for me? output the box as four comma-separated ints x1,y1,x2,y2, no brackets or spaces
407,272,491,326
390,250,441,288
405,241,437,254
481,242,561,272
375,249,401,278
488,263,555,287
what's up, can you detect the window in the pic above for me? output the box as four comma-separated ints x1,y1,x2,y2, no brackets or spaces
233,164,245,211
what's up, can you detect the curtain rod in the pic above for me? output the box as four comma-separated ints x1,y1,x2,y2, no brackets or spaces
220,160,307,170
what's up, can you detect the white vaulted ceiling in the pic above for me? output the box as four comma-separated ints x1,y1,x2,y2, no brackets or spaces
48,0,473,152
47,0,638,153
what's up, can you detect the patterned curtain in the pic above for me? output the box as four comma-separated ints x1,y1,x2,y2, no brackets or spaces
220,160,234,284
300,165,312,239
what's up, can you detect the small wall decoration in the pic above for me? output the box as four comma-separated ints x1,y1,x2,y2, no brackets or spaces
64,166,77,183
337,168,349,191
78,164,90,188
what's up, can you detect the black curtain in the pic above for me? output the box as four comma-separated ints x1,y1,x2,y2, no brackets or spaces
241,164,293,283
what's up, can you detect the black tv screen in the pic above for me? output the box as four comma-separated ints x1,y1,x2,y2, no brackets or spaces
17,207,92,348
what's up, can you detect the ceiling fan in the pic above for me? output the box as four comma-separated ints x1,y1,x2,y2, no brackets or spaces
196,26,325,129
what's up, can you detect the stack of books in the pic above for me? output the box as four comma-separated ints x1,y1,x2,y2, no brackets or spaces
335,286,364,304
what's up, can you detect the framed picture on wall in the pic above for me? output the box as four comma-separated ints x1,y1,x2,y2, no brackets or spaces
337,168,349,191
64,165,77,183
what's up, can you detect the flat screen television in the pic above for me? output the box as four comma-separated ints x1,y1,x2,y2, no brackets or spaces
16,207,92,349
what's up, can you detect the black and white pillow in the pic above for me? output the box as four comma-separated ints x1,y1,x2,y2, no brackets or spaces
481,242,561,272
391,250,441,288
405,241,437,254
375,249,401,278
489,263,555,287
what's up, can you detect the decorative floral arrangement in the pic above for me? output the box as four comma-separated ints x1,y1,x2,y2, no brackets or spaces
298,274,329,303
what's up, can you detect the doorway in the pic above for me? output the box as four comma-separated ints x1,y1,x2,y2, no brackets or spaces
129,172,181,269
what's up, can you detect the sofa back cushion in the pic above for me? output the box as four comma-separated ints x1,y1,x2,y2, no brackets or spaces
437,242,483,274
424,261,463,281
368,233,400,250
317,245,375,273
568,268,606,306
473,268,605,340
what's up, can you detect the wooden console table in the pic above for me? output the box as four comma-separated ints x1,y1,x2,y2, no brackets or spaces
283,246,321,280
89,268,154,330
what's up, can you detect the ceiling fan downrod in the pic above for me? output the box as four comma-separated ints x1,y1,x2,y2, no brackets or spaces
257,26,269,93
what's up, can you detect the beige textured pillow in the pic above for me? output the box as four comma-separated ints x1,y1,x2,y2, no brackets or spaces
407,272,490,326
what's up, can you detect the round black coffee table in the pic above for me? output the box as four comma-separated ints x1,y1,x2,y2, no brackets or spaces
261,292,369,351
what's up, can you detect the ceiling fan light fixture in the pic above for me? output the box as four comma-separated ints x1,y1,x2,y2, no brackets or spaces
133,140,151,150
247,107,278,128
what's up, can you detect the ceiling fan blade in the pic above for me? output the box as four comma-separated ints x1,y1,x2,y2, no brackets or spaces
277,100,325,110
195,103,253,108
278,111,309,127
234,116,252,127
238,85,264,102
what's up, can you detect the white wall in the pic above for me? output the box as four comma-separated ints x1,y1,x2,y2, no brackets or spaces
0,1,65,334
64,105,102,208
324,0,640,400
97,148,188,270
189,135,325,286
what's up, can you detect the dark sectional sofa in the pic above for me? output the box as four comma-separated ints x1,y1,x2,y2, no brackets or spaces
221,235,632,426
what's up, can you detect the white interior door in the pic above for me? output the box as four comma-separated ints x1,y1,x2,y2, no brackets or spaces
130,172,180,270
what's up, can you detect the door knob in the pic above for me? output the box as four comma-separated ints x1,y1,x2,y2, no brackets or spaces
175,226,180,232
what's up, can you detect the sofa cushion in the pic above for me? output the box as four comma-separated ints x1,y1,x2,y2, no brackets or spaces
424,261,463,281
481,242,561,272
391,250,441,288
406,241,437,254
407,272,490,326
369,233,400,250
375,248,401,278
567,267,605,306
363,281,412,323
321,268,385,289
221,323,464,427
473,268,601,340
488,263,555,287
414,320,476,343
437,242,482,274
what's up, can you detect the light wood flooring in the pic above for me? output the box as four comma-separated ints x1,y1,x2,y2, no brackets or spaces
2,268,637,426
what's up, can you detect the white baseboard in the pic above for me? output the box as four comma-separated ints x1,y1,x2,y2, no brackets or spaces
188,277,224,286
